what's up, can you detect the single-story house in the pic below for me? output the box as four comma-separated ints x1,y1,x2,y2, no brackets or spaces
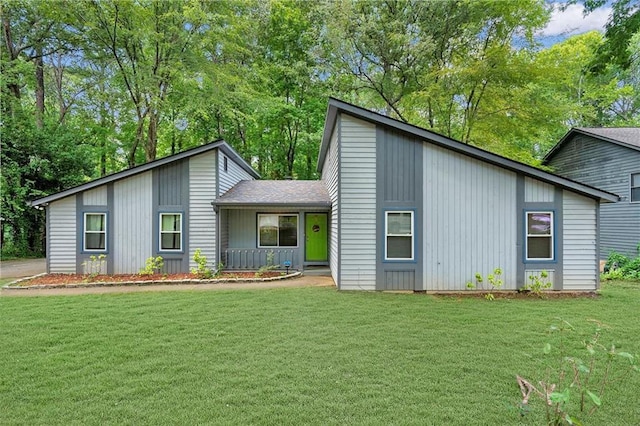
31,98,619,291
543,127,640,258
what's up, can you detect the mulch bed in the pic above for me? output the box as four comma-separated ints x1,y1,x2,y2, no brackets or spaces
426,290,599,299
15,271,284,286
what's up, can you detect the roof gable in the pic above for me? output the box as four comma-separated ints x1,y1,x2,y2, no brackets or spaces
543,127,640,163
31,140,260,206
318,98,619,203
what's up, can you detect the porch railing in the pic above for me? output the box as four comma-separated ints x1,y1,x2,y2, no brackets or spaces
223,248,299,270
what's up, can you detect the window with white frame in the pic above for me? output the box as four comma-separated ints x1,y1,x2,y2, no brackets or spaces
385,211,414,260
526,211,554,260
84,213,107,251
160,213,182,251
258,214,298,247
631,173,640,203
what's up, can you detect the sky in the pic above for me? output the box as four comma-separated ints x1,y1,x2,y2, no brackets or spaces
537,2,611,47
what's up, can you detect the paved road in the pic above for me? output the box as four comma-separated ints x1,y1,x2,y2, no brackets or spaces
0,258,46,279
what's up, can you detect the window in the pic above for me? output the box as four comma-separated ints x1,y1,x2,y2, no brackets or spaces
526,212,554,260
631,173,640,203
258,214,298,247
385,211,414,260
160,213,182,251
84,213,106,251
223,156,228,172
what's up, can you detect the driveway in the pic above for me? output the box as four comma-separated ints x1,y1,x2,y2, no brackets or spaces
0,258,46,279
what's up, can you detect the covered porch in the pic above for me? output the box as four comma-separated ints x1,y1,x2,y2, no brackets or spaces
213,180,332,271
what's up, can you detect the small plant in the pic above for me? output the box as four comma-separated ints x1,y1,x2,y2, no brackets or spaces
139,256,164,275
601,251,640,280
82,254,107,281
213,262,225,278
523,270,552,297
516,319,639,425
256,250,279,277
468,268,503,300
190,249,213,279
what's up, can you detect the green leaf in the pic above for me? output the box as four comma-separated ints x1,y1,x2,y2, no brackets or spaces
550,389,569,404
543,343,552,355
586,390,602,407
617,352,635,361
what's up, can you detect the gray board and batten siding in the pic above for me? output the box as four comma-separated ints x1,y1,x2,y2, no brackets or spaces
32,141,259,274
318,98,618,291
544,130,640,258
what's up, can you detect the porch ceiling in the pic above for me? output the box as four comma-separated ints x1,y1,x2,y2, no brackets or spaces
213,180,331,209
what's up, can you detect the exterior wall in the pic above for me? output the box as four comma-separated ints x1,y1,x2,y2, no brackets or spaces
83,186,107,206
113,171,153,273
525,177,554,202
218,152,255,196
563,190,598,290
189,151,217,271
48,196,76,273
339,114,377,290
423,144,518,291
547,135,640,257
376,127,423,290
224,208,311,270
321,121,340,285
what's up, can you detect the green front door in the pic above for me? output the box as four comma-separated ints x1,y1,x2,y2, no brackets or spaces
305,213,328,262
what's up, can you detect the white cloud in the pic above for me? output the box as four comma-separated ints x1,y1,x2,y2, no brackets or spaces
540,3,610,37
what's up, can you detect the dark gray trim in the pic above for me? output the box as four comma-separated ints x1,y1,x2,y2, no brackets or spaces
596,201,601,290
337,113,342,290
554,188,564,290
182,160,190,271
45,206,50,273
516,176,525,289
317,103,338,171
152,168,159,260
107,184,114,274
215,150,221,267
30,140,259,207
320,98,618,203
520,199,563,290
75,195,83,274
375,126,423,291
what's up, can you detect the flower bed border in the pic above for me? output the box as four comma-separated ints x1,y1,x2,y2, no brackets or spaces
2,271,302,290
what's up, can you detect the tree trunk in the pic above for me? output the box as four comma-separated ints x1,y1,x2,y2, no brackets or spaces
146,112,158,162
34,47,45,129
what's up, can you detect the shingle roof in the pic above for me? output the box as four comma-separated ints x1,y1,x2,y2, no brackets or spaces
575,127,640,148
214,180,331,208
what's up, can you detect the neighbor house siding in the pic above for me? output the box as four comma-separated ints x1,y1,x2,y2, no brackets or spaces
547,135,640,257
113,171,152,273
189,151,217,271
48,196,76,273
218,153,255,196
563,190,598,290
423,143,518,290
322,121,340,285
339,114,377,290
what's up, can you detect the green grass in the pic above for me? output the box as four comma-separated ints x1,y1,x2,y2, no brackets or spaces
1,281,639,425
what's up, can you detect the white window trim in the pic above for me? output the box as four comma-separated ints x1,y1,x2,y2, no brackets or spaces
630,172,640,203
84,212,107,252
385,210,414,261
525,211,554,261
159,213,183,252
257,214,299,248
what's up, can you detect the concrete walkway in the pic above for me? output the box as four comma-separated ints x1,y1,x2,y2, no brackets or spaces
0,258,46,279
1,274,335,297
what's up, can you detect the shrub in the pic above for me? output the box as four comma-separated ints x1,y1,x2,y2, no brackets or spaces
190,249,213,279
602,251,640,280
139,256,164,275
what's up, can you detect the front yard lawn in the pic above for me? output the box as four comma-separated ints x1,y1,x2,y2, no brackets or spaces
1,281,639,425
